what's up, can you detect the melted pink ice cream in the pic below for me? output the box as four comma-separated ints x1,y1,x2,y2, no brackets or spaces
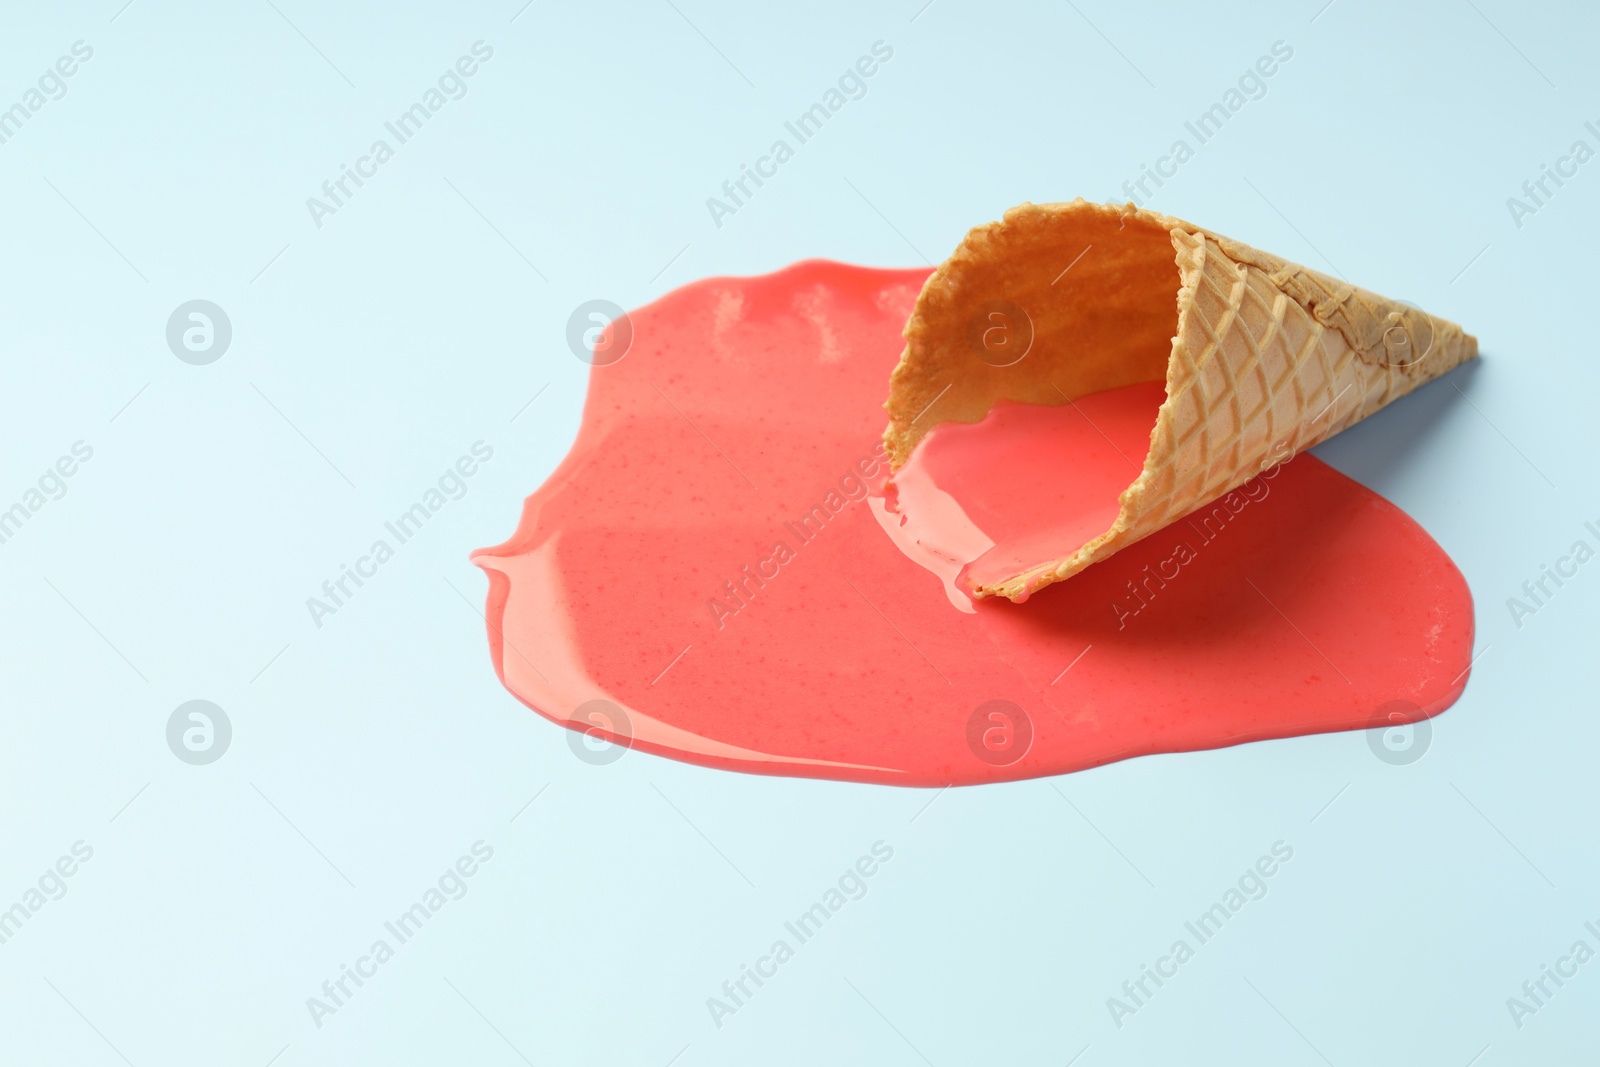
472,261,1473,786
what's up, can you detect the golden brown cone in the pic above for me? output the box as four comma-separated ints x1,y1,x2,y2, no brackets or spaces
882,200,1477,601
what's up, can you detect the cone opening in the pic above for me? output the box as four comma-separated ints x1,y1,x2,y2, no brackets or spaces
880,202,1197,600
883,201,1184,469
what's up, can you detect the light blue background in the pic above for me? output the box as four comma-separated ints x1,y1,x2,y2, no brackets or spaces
0,1,1595,1064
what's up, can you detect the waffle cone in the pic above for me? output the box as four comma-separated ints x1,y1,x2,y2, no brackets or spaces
882,200,1477,601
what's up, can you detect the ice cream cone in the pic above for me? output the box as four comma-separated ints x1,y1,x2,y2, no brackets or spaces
882,199,1477,601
